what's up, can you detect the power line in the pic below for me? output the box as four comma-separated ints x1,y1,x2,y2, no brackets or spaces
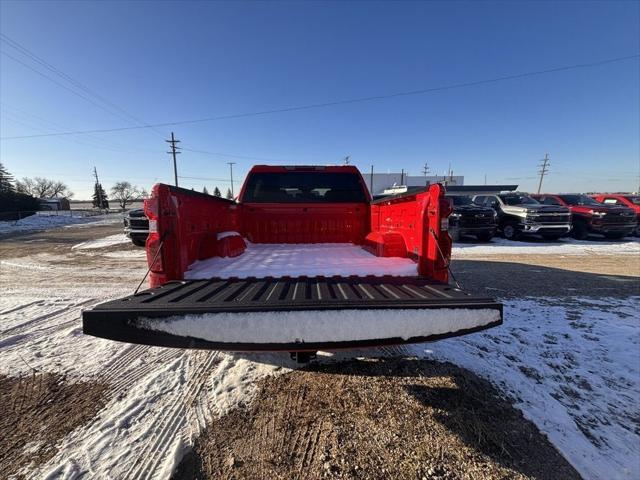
178,175,231,182
179,145,293,163
0,33,166,139
3,53,638,140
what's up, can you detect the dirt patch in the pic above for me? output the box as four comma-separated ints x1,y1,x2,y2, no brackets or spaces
173,358,580,480
0,373,109,478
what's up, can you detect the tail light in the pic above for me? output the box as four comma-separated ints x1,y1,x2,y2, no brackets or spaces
144,196,164,273
439,197,453,217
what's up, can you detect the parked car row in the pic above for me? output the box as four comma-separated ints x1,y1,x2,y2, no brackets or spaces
448,192,638,241
123,192,638,247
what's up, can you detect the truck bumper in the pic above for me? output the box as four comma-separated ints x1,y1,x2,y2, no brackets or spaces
589,222,637,235
521,223,571,235
457,226,497,235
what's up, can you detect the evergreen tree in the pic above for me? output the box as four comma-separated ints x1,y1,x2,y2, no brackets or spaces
213,186,221,197
203,186,209,195
92,182,109,209
225,188,233,200
0,162,15,193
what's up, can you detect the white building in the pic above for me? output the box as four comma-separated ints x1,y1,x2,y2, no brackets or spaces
361,172,464,195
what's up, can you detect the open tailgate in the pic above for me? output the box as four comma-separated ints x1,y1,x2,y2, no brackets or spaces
83,276,502,352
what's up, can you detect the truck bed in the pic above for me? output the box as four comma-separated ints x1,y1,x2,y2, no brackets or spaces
185,243,419,279
82,276,502,351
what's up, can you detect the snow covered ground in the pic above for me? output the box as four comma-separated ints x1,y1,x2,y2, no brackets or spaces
1,227,639,479
453,237,640,256
0,211,123,235
71,233,131,250
414,297,640,480
0,291,294,479
3,292,636,479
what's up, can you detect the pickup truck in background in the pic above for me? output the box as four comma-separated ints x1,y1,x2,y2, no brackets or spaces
591,193,640,236
472,192,571,240
123,208,150,246
532,194,636,240
448,195,497,242
83,165,502,359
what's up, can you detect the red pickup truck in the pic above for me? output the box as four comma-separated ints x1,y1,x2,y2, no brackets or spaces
591,194,640,236
83,166,502,358
532,193,637,239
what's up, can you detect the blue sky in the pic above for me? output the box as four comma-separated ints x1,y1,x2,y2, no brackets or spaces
0,1,638,199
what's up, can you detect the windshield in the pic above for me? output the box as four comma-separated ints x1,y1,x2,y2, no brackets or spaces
450,196,473,206
559,194,600,206
499,194,539,206
242,171,368,203
625,196,640,205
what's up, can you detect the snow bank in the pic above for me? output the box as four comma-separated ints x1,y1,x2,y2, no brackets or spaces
453,237,640,256
0,212,122,235
185,243,418,279
415,297,640,480
71,233,130,250
137,308,500,344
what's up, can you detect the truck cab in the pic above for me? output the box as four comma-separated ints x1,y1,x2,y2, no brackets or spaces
533,194,636,240
472,192,571,240
83,165,502,356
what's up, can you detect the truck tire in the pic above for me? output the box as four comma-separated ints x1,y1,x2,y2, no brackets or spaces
604,232,626,240
476,232,494,242
572,221,589,240
501,223,520,240
450,228,461,242
132,238,147,247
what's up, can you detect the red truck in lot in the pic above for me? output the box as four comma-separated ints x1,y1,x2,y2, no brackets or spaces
83,165,502,358
532,193,637,240
591,194,640,236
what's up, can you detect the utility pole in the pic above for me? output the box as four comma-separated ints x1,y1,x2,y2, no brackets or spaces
484,174,487,185
227,162,236,197
400,169,404,185
343,155,351,165
93,166,104,210
537,153,550,194
166,132,181,187
422,162,430,186
370,165,374,196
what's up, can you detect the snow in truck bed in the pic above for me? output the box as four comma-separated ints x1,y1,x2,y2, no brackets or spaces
185,243,419,279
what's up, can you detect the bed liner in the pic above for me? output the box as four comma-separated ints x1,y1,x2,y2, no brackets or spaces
184,242,419,279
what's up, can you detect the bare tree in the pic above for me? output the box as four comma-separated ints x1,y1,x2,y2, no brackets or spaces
110,181,145,210
15,177,73,198
49,180,73,198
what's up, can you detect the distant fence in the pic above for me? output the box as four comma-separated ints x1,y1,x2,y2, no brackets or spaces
0,209,111,223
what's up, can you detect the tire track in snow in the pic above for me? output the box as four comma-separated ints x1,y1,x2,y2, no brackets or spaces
109,349,183,395
101,345,149,382
0,299,45,316
0,299,94,338
124,351,220,480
